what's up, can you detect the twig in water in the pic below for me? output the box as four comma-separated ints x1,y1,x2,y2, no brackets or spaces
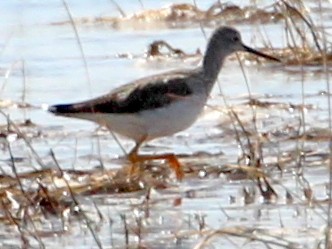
120,214,129,246
109,0,126,17
0,110,45,169
50,149,103,249
61,0,92,96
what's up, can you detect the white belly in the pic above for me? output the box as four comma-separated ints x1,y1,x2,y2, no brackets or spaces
73,94,207,142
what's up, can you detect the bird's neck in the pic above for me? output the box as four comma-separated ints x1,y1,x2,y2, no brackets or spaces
202,40,228,90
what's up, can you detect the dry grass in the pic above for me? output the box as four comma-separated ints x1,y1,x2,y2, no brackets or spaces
51,1,286,28
1,0,332,248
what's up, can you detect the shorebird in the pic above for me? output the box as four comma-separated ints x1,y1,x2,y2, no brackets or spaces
48,26,279,180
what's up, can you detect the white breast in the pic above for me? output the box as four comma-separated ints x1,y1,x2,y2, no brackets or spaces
88,93,207,142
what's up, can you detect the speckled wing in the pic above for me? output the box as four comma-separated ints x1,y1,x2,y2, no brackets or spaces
49,70,194,115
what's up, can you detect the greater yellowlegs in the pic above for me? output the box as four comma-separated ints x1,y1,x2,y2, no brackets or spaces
48,26,279,180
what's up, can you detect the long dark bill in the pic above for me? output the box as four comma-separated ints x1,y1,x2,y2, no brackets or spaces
243,44,280,62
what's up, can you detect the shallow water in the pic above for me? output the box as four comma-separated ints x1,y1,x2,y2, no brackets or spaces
0,0,332,248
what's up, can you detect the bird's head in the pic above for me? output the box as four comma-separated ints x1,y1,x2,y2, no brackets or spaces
210,26,280,62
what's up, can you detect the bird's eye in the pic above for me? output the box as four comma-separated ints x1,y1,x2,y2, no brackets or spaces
232,36,239,42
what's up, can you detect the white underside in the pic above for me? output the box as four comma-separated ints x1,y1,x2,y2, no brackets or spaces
65,94,207,142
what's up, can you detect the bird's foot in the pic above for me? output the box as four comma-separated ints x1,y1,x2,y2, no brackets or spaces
128,152,184,180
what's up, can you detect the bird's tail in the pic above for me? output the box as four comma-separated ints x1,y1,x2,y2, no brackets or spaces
48,104,79,114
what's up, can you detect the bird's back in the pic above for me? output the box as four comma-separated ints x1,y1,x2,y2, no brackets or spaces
49,68,201,116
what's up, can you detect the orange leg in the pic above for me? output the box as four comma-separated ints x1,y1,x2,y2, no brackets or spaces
128,141,184,180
